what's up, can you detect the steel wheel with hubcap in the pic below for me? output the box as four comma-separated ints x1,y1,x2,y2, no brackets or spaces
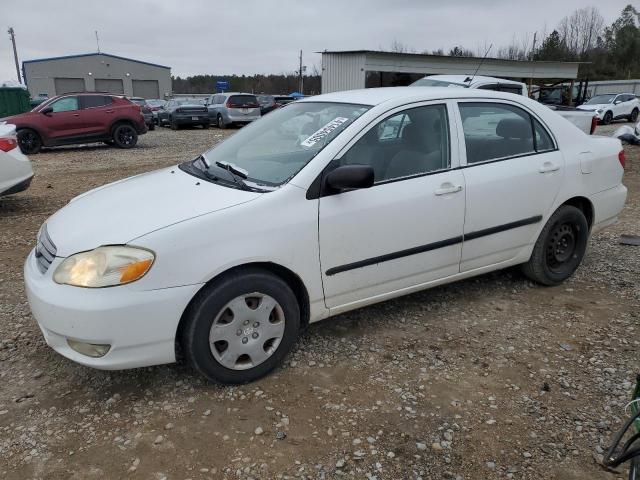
181,268,300,384
209,293,285,370
522,205,588,286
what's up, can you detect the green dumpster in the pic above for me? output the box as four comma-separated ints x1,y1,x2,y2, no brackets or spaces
0,87,31,118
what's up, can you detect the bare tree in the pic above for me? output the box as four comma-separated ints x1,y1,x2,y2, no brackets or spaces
557,6,604,57
388,39,415,53
495,33,531,60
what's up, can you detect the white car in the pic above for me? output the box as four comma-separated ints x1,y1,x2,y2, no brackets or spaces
0,123,33,197
577,93,640,125
412,74,597,134
24,88,627,384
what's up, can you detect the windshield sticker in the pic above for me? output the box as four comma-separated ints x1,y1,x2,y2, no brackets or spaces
301,117,350,147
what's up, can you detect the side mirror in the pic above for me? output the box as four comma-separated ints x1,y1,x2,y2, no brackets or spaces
325,165,374,191
614,100,622,105
41,106,53,114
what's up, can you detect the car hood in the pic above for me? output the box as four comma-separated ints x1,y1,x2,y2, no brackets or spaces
577,104,607,111
45,166,262,257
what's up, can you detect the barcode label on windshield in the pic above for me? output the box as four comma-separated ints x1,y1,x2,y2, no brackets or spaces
301,117,349,147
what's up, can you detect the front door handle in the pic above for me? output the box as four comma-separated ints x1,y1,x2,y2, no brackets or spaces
435,183,463,196
539,162,560,173
73,113,80,117
105,110,115,114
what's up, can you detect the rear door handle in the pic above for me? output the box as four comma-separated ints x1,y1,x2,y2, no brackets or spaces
539,162,560,173
73,113,80,117
105,110,115,114
435,183,463,195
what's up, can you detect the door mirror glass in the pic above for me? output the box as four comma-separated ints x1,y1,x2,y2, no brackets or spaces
40,106,53,114
325,165,374,191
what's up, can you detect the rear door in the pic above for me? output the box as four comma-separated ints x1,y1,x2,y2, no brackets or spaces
79,95,114,136
40,96,88,141
455,100,564,271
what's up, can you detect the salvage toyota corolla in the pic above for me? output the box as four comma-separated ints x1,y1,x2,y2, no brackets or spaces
25,87,627,384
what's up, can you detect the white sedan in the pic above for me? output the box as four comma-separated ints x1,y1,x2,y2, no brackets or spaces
0,123,33,197
25,87,627,384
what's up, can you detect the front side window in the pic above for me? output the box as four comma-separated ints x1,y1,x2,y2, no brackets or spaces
51,96,79,112
460,103,535,164
586,94,615,105
339,104,450,183
185,102,369,188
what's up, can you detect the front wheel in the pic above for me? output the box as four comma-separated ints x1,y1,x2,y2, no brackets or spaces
217,114,226,129
17,129,42,155
112,124,138,148
522,205,589,286
630,108,638,123
603,111,613,125
181,269,300,384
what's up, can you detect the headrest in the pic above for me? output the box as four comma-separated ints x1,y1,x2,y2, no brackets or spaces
402,123,422,146
496,118,531,139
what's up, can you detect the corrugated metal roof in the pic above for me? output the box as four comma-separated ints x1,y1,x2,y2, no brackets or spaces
317,50,586,65
22,52,170,70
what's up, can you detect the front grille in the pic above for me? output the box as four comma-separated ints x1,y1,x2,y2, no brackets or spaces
35,224,57,274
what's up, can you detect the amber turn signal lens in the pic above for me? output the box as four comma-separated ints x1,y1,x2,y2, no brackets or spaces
120,259,153,283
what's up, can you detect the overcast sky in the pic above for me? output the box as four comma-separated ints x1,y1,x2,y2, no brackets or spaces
0,0,633,81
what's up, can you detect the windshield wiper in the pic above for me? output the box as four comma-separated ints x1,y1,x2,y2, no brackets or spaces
215,160,249,179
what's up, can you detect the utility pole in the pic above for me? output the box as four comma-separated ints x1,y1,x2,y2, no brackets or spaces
95,30,101,53
298,50,303,94
8,27,22,84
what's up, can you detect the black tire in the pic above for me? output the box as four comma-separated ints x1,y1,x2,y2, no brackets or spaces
148,122,155,131
603,111,613,125
630,108,639,123
17,129,42,155
170,117,179,130
180,268,301,384
522,205,589,286
112,124,138,149
217,114,226,129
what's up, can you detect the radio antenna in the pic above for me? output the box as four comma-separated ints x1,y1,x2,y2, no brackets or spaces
469,44,493,84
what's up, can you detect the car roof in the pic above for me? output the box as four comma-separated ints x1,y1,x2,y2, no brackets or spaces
425,75,525,87
299,87,530,107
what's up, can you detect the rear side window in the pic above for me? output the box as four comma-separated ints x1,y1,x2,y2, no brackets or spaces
82,96,112,109
533,119,554,152
459,103,538,164
228,95,258,107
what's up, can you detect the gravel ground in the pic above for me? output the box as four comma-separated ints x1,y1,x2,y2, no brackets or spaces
0,121,638,480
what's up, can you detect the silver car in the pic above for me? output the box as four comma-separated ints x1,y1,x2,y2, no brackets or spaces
206,92,261,128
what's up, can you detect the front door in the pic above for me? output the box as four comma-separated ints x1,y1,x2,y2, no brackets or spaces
41,96,87,142
456,101,565,271
318,103,466,309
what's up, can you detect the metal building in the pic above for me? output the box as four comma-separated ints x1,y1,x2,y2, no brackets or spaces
22,52,172,99
320,50,581,94
585,79,640,96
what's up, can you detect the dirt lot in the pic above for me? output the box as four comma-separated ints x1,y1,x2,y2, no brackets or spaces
1,122,639,480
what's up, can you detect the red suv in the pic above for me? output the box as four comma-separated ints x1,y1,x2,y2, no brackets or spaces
5,93,148,154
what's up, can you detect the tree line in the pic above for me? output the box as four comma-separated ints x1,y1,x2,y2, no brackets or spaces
173,4,640,94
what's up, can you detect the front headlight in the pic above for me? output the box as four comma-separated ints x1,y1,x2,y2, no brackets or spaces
53,246,154,288
596,109,603,114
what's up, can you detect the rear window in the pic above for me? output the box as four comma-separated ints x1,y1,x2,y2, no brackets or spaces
228,95,258,107
82,95,112,109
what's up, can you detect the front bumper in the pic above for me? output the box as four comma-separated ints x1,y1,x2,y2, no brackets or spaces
0,173,33,197
24,249,203,370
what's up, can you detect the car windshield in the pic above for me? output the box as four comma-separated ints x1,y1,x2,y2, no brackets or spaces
130,99,145,105
586,94,616,105
147,99,165,106
188,102,369,188
411,78,469,88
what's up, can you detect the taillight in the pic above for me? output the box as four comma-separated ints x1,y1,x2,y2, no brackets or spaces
225,101,233,108
618,150,625,169
0,136,18,152
590,115,598,135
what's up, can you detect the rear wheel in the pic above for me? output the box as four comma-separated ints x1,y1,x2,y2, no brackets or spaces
170,117,179,130
112,124,138,148
17,129,42,154
630,108,639,123
148,122,155,131
603,111,613,125
217,114,226,129
181,269,300,384
522,205,589,286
